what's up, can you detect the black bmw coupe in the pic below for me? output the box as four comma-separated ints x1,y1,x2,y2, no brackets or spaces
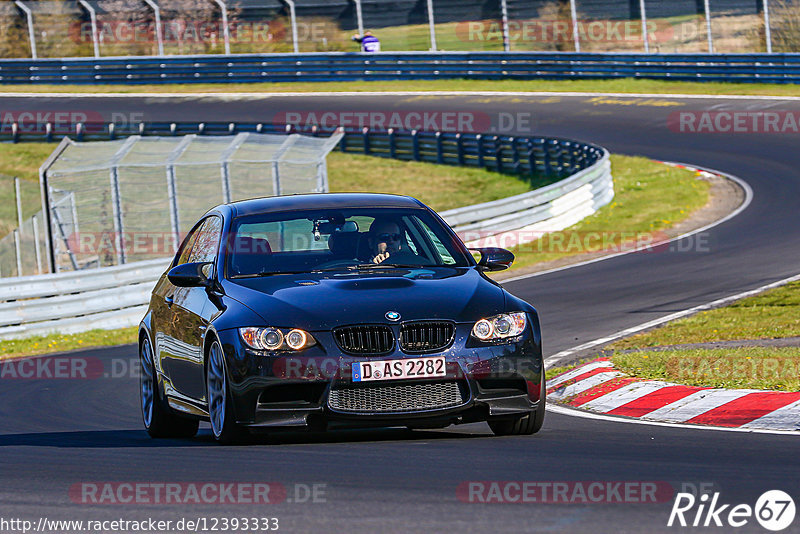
139,193,545,443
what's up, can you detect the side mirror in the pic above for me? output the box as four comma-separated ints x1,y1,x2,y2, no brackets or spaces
168,262,212,287
472,247,515,272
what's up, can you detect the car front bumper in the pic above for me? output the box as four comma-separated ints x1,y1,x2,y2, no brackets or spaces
215,322,543,430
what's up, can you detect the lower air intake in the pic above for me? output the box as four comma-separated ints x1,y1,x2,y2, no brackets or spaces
328,381,466,413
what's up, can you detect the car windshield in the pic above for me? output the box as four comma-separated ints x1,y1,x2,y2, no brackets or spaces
226,207,472,278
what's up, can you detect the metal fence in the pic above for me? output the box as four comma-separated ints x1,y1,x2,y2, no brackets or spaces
2,0,798,59
15,131,342,276
4,51,800,85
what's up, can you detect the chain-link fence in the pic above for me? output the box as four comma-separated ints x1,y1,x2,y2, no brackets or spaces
4,131,344,276
2,0,798,58
0,174,45,278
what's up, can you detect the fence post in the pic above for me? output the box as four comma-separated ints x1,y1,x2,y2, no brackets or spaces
39,136,71,274
476,134,484,167
283,0,300,53
500,0,510,52
106,136,139,266
13,229,22,276
569,0,580,53
210,0,231,54
435,131,443,164
220,132,248,203
165,135,194,252
32,213,42,274
411,130,420,161
493,136,503,172
703,0,713,53
14,177,23,229
388,128,396,158
510,137,519,173
362,127,371,154
77,0,100,58
142,0,165,56
426,0,437,51
353,0,364,38
639,0,649,53
764,0,773,54
456,133,464,165
14,1,37,59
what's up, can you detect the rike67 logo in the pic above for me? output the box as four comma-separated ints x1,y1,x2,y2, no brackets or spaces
668,490,795,531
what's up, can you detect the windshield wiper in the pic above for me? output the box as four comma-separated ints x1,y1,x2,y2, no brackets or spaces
354,263,421,270
231,270,308,278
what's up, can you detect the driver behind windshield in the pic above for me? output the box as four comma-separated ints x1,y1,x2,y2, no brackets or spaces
368,218,414,265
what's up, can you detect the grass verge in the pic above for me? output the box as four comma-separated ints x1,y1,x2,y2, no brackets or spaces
2,78,800,97
504,155,708,272
0,327,138,360
327,152,531,212
612,347,800,391
610,281,800,349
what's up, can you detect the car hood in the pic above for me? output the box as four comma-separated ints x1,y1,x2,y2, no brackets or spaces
222,267,506,330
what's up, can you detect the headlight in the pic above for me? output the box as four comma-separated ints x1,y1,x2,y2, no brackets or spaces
239,327,316,351
471,312,527,341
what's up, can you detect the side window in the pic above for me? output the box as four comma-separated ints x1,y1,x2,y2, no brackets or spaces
174,216,222,266
189,216,222,263
175,225,201,266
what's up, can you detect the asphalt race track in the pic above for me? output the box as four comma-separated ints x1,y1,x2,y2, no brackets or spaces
1,92,799,533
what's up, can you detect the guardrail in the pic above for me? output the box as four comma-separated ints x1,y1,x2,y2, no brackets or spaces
0,258,168,338
1,52,800,85
0,127,612,339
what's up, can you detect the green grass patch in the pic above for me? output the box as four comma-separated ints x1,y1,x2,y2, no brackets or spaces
611,282,800,349
4,78,800,96
328,152,531,212
0,327,138,360
612,347,800,391
505,155,708,272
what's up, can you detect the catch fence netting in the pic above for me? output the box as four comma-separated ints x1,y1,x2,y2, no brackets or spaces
9,131,343,275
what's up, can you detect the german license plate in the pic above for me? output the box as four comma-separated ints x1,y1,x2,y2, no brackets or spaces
352,356,446,382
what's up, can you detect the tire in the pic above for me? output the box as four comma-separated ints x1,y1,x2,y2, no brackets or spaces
206,340,248,445
139,335,199,439
488,373,546,436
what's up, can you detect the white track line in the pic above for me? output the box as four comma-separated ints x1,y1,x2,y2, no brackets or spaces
543,271,800,369
5,91,800,102
579,381,673,413
546,403,800,436
503,163,753,284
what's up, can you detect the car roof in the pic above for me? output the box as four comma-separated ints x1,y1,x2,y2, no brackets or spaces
226,193,426,217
